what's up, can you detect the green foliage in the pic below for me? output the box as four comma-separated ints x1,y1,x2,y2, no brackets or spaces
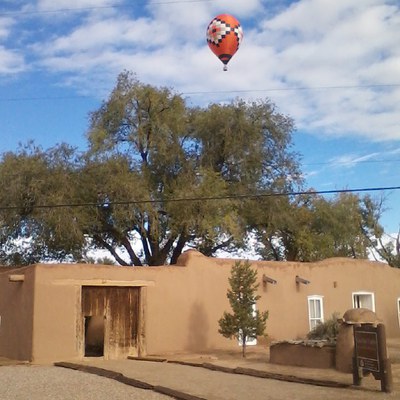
1,71,397,267
84,256,116,265
359,195,400,268
307,313,340,342
218,261,268,357
0,72,301,266
82,71,301,266
252,192,373,262
0,143,85,265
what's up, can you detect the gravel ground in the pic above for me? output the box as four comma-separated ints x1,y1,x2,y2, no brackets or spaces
83,359,396,400
0,365,170,400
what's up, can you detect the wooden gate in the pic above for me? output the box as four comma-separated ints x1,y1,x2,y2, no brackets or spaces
81,286,141,359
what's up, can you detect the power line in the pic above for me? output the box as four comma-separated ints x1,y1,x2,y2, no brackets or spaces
302,158,400,167
0,0,215,17
182,84,400,96
0,95,93,102
0,185,398,212
1,83,399,103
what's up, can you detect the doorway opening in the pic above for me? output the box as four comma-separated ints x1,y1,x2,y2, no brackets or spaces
84,315,105,357
81,286,142,359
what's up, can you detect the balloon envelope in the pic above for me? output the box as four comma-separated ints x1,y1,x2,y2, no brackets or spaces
206,14,243,70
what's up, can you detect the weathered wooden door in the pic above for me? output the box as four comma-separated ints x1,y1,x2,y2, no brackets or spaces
82,286,141,359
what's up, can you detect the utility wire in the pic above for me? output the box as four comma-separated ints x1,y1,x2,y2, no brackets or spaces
0,95,92,102
0,0,215,17
182,84,400,96
302,158,400,167
0,185,398,211
0,84,399,103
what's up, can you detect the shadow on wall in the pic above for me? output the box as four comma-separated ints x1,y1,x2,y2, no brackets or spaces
186,301,209,352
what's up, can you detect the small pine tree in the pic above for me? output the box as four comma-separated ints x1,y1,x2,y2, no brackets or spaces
218,260,268,357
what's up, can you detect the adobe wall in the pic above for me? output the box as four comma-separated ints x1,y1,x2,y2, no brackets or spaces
30,252,237,362
242,257,400,341
175,253,400,342
2,252,400,363
269,342,336,369
0,266,35,361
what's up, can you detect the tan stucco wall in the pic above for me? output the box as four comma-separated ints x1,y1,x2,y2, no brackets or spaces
270,342,336,369
0,266,35,361
1,252,399,363
246,257,400,341
32,280,80,363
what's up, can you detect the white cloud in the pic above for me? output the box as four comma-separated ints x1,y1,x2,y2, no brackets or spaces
36,0,123,11
38,16,172,54
0,17,25,74
0,17,14,39
253,1,400,141
388,147,400,156
209,0,264,18
0,46,25,74
329,152,381,168
2,0,400,142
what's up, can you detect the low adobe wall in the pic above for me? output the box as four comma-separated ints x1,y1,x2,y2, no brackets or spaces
2,253,400,363
270,341,336,369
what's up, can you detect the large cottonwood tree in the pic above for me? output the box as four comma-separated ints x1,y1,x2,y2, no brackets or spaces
81,71,302,265
1,72,396,267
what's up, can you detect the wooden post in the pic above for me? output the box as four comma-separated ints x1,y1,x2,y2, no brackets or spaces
353,323,393,393
377,324,393,393
352,354,362,386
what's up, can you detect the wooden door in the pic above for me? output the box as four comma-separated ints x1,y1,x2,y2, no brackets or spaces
82,286,141,359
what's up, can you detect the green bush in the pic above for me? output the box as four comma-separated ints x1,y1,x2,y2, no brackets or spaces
307,313,340,341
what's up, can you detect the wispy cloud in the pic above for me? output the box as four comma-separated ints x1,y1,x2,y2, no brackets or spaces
329,152,381,168
1,0,400,142
0,47,25,73
259,0,400,141
0,16,25,74
386,147,400,156
36,0,124,11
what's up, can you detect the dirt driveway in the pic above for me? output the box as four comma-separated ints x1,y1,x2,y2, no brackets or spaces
59,358,397,400
3,342,400,400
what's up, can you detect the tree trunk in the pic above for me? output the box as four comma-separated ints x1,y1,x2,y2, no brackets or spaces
170,231,189,265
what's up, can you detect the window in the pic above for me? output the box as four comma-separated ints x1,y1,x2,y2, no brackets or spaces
308,296,324,331
352,292,375,312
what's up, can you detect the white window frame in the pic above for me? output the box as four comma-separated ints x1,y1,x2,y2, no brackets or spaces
307,295,324,331
352,291,375,312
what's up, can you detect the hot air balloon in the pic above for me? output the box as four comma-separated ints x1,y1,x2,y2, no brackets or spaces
206,14,243,71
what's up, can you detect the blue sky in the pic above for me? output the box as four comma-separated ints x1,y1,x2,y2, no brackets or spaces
0,0,399,234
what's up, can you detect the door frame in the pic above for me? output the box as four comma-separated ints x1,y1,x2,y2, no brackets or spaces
77,284,147,359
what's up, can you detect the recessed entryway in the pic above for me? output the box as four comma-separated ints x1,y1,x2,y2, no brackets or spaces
84,315,105,357
81,286,141,359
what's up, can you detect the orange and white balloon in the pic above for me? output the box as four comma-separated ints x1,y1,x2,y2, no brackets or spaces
206,14,243,71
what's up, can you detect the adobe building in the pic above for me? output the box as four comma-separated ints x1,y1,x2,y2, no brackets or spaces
0,250,399,363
